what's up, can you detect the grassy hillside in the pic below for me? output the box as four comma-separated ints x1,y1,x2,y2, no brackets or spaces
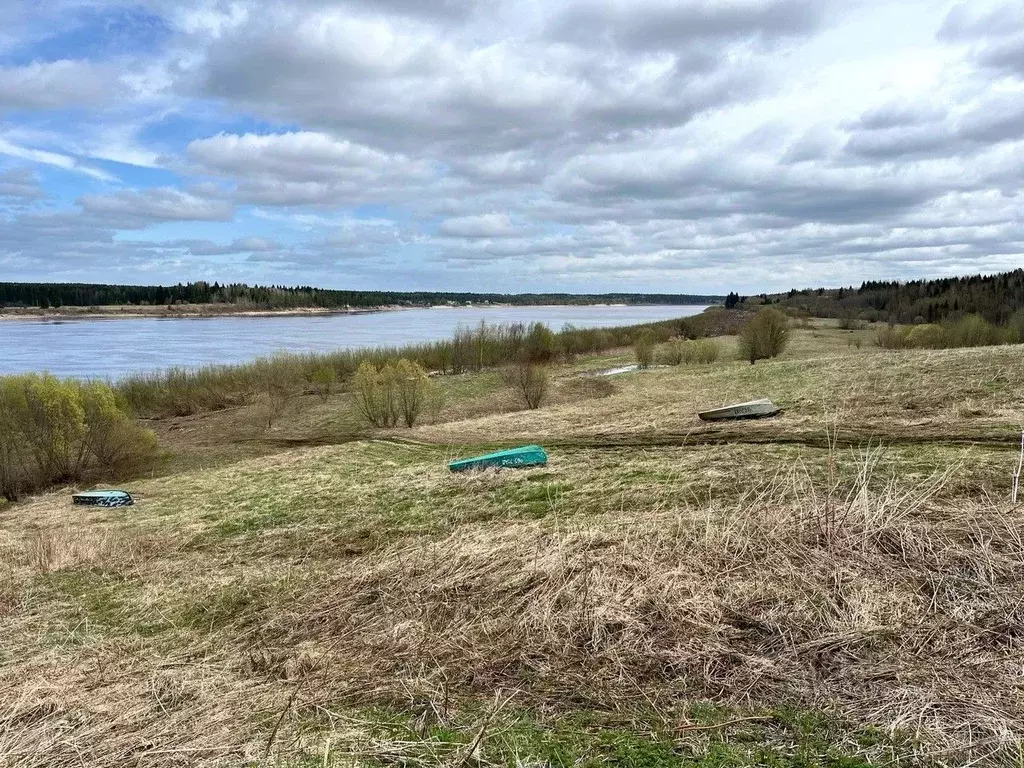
2,320,1023,766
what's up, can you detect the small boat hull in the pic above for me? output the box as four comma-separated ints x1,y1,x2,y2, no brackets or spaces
449,445,548,472
698,398,780,421
72,490,134,507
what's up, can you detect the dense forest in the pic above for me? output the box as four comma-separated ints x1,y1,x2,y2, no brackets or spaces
0,282,722,309
757,269,1024,325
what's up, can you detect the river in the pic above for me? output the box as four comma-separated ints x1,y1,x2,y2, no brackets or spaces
0,304,708,379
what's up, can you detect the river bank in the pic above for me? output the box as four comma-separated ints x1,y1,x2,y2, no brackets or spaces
2,321,1018,765
0,304,409,321
0,304,708,378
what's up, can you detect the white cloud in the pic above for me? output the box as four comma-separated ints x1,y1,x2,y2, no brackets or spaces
79,188,235,225
0,138,116,181
0,60,126,110
187,131,434,205
438,213,518,238
0,168,46,200
4,0,1024,291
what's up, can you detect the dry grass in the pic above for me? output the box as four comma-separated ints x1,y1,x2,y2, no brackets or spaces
22,527,144,573
1,443,1022,764
415,343,1024,449
2,327,1024,765
271,460,1024,762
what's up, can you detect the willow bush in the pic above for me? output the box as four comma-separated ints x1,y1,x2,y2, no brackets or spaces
0,374,157,500
681,339,719,364
875,315,1010,350
738,308,791,364
309,366,336,402
634,330,656,369
503,361,550,410
354,359,435,428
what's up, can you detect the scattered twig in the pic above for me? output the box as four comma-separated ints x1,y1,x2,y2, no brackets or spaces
452,691,513,767
676,715,774,733
263,630,351,759
1012,430,1023,503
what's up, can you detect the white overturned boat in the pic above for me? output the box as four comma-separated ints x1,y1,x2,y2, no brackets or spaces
698,398,780,421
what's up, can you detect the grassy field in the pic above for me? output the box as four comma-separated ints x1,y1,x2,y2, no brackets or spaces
2,320,1024,766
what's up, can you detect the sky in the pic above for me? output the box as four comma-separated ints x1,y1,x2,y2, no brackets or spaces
0,0,1023,294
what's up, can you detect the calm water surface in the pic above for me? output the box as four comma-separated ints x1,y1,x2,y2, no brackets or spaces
0,305,707,379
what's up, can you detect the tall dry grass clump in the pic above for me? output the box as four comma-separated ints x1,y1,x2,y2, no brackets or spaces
0,375,157,500
738,307,790,364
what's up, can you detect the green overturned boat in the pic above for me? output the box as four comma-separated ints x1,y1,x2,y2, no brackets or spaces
72,489,134,507
449,445,548,472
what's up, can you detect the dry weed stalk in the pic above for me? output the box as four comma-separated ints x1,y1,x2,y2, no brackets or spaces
24,526,138,572
1013,430,1023,504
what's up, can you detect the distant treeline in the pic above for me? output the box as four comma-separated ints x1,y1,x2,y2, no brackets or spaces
0,281,722,309
761,269,1024,325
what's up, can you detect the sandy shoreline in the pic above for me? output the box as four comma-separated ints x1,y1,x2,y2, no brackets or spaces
0,302,698,321
0,305,408,321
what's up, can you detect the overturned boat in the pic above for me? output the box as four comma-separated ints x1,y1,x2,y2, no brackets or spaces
72,489,134,507
698,398,780,421
449,444,548,472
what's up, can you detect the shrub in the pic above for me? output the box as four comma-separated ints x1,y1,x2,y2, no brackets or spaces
354,362,399,428
0,374,157,501
681,339,719,364
80,383,158,474
524,322,558,364
906,324,945,349
838,313,863,330
877,316,1007,351
503,361,549,410
634,330,656,369
560,323,580,360
257,366,293,429
738,308,791,364
1008,309,1024,344
947,314,1004,348
874,325,912,349
353,359,434,428
16,375,86,482
310,366,336,401
393,359,434,428
115,314,730,419
659,339,684,366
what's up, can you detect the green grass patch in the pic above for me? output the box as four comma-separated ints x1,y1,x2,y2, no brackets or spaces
33,569,173,638
285,702,922,767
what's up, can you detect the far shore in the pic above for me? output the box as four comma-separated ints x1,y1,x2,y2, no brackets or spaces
0,304,409,321
0,302,708,321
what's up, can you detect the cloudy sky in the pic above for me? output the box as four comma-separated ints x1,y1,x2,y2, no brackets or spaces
1,0,1022,294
